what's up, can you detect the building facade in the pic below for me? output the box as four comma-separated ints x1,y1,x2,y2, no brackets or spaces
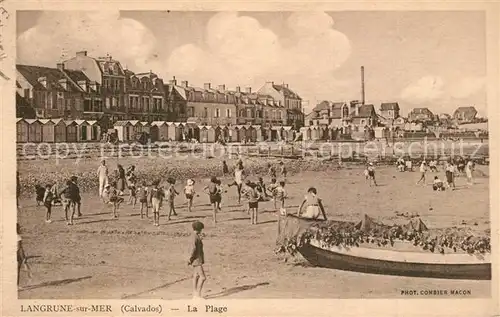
257,82,304,129
125,70,168,122
408,107,435,123
453,106,478,124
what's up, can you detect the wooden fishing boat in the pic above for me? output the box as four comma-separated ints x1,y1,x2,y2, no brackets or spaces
278,215,491,280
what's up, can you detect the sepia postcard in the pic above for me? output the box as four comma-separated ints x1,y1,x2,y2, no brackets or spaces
1,0,499,316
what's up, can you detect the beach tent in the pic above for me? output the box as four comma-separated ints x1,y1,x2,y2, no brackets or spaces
184,122,199,141
64,120,78,143
74,119,90,142
198,125,215,143
16,118,28,143
228,125,239,142
52,118,67,143
150,121,168,141
113,120,134,142
26,119,42,143
300,127,311,141
87,120,101,141
234,125,246,142
173,122,185,141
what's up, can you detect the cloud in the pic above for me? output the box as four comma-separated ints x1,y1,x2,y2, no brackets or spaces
165,12,352,107
17,11,159,72
400,75,444,102
448,76,485,99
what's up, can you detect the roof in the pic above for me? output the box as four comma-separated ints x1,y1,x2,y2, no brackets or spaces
273,84,302,100
74,119,88,125
64,120,77,126
314,101,330,112
454,106,477,114
113,120,131,126
380,102,400,111
16,64,86,92
25,119,40,124
151,121,167,127
128,120,140,126
51,118,63,125
38,119,51,124
96,59,125,76
332,102,346,109
411,107,433,114
16,118,25,123
87,120,97,125
354,104,376,118
139,121,150,126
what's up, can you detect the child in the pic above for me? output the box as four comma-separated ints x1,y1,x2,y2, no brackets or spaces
71,176,82,218
108,182,124,219
35,184,45,206
297,187,328,220
445,160,456,189
274,181,287,210
184,179,196,213
246,182,261,225
267,178,279,209
138,182,149,218
228,164,245,204
43,184,54,223
367,163,377,186
60,178,79,225
204,177,222,224
279,161,287,179
17,223,32,287
222,160,229,177
405,159,413,172
363,167,369,180
127,166,137,205
433,176,445,191
256,177,268,201
416,161,427,185
150,180,164,226
128,183,137,206
166,177,179,221
188,221,206,299
429,159,438,172
268,163,277,179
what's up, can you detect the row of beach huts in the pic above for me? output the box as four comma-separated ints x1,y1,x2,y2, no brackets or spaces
16,118,297,143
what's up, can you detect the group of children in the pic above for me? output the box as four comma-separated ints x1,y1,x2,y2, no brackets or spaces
35,176,82,225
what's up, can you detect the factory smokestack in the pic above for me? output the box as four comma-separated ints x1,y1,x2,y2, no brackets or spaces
361,66,365,105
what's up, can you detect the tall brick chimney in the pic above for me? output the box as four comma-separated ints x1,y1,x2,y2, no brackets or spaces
181,81,188,88
361,66,365,105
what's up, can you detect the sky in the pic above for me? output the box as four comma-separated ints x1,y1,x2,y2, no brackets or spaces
16,11,487,116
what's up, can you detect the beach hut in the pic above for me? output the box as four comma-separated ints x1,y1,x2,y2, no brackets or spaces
271,126,283,141
87,120,101,141
74,119,90,142
26,119,42,143
65,120,78,143
40,119,55,143
52,118,67,143
228,125,239,143
233,125,245,142
174,122,185,141
183,122,199,142
198,125,216,143
151,121,168,141
283,126,293,142
300,127,311,141
16,118,28,143
253,125,262,142
139,122,151,134
113,120,134,142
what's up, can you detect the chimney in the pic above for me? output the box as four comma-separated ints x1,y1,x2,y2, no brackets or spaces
57,63,64,71
361,66,365,105
169,76,177,86
77,80,87,92
204,83,211,90
218,84,225,91
236,86,241,93
38,77,47,88
76,51,88,57
181,80,188,88
284,83,289,88
245,87,252,94
58,78,68,90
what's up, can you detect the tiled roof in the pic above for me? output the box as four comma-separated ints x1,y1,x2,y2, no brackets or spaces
454,106,477,114
354,104,376,118
380,102,400,111
314,101,330,112
411,107,433,115
96,59,125,76
113,120,131,126
273,84,302,100
151,121,167,127
16,64,85,92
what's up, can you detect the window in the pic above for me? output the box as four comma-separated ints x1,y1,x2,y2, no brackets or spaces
203,107,208,118
65,99,71,111
226,109,232,118
215,108,220,118
57,93,64,109
24,89,30,98
246,109,251,117
278,111,282,119
84,99,91,112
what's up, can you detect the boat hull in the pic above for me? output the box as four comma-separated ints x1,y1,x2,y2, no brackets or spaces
299,243,491,280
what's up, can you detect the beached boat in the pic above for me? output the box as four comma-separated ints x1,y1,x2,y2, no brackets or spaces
277,215,491,280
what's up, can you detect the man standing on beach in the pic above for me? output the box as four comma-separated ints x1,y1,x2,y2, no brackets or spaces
97,160,109,198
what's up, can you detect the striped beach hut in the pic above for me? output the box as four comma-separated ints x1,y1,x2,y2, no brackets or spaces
74,119,90,142
228,125,239,143
283,126,293,141
16,118,28,143
253,125,262,142
139,121,151,134
26,119,42,143
52,118,67,143
65,120,78,143
87,120,101,141
113,120,134,142
40,119,55,143
183,122,198,141
300,126,311,141
151,121,168,141
198,125,216,143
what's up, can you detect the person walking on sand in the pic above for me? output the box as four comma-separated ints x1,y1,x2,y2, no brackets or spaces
204,177,222,224
107,182,124,219
150,180,165,226
166,177,179,221
188,221,206,299
97,160,109,198
445,159,456,190
116,165,126,195
138,181,149,218
184,179,196,213
367,163,377,186
416,161,427,185
228,162,245,204
222,160,229,177
466,159,475,185
297,187,328,220
42,184,54,223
